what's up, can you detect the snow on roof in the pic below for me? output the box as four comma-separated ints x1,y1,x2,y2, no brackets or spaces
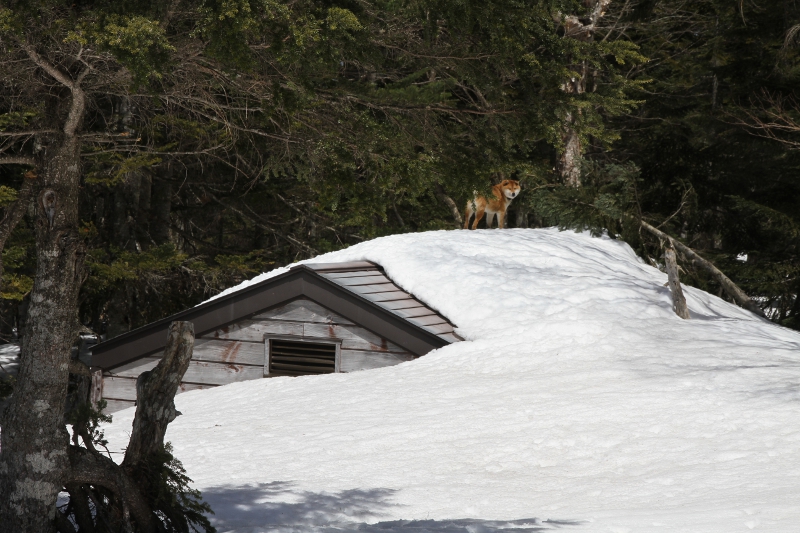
104,228,800,533
302,261,460,343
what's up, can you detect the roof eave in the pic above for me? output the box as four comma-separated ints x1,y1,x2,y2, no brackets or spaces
91,264,451,370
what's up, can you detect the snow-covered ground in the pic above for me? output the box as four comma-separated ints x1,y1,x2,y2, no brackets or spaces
103,229,800,533
0,343,19,377
0,343,19,424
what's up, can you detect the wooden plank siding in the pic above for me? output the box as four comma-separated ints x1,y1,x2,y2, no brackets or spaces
252,299,355,325
192,338,265,365
339,349,415,373
100,297,419,413
103,376,214,401
302,323,409,353
205,319,304,342
104,399,136,413
109,358,264,384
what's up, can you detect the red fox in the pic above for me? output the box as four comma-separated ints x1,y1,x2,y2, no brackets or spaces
463,180,521,229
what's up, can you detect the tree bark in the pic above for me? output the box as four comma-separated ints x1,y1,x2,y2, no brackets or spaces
67,446,156,533
664,246,690,319
54,321,196,533
151,177,173,245
556,0,611,187
558,113,583,187
434,184,463,227
137,173,152,247
0,41,88,528
112,171,142,252
62,483,96,533
515,207,529,228
640,220,765,317
122,321,194,470
0,134,86,532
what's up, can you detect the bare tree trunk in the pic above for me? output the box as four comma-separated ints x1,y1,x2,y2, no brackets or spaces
434,184,463,227
112,171,142,252
515,206,529,228
151,176,173,245
556,0,611,187
558,110,584,187
104,169,147,339
664,246,690,319
0,41,89,529
640,220,764,317
0,135,85,532
122,321,194,469
58,322,196,533
67,446,156,533
137,172,152,247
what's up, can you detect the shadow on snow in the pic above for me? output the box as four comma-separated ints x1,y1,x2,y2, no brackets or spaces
200,481,584,532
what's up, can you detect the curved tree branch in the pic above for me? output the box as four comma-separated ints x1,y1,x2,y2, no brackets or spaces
20,43,87,137
67,445,156,533
640,220,765,317
0,156,36,166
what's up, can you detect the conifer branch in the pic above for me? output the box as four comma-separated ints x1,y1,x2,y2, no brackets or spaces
0,130,55,138
0,175,37,293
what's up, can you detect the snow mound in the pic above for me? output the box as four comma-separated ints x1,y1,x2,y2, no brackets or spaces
104,229,800,533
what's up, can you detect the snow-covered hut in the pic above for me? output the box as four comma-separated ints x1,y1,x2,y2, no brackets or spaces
90,261,460,413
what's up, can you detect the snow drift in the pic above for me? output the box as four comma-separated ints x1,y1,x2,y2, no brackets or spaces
103,228,800,533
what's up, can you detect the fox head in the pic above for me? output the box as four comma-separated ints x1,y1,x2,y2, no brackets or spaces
499,179,521,200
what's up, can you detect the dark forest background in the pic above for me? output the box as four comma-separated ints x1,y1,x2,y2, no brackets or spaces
1,0,799,342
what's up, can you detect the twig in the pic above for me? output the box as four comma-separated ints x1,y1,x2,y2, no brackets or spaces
0,157,35,166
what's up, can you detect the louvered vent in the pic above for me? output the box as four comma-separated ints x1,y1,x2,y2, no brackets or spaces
269,339,336,376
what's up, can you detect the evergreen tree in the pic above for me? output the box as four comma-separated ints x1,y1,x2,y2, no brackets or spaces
0,0,644,529
527,0,800,325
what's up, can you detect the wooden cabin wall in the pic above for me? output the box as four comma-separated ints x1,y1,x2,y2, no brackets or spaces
100,298,416,413
252,299,416,373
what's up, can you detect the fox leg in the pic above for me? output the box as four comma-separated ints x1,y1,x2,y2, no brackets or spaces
463,205,473,229
485,212,494,228
472,208,485,230
497,209,505,229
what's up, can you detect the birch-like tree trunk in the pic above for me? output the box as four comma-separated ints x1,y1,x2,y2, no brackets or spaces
558,78,586,188
557,0,612,187
434,184,463,227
